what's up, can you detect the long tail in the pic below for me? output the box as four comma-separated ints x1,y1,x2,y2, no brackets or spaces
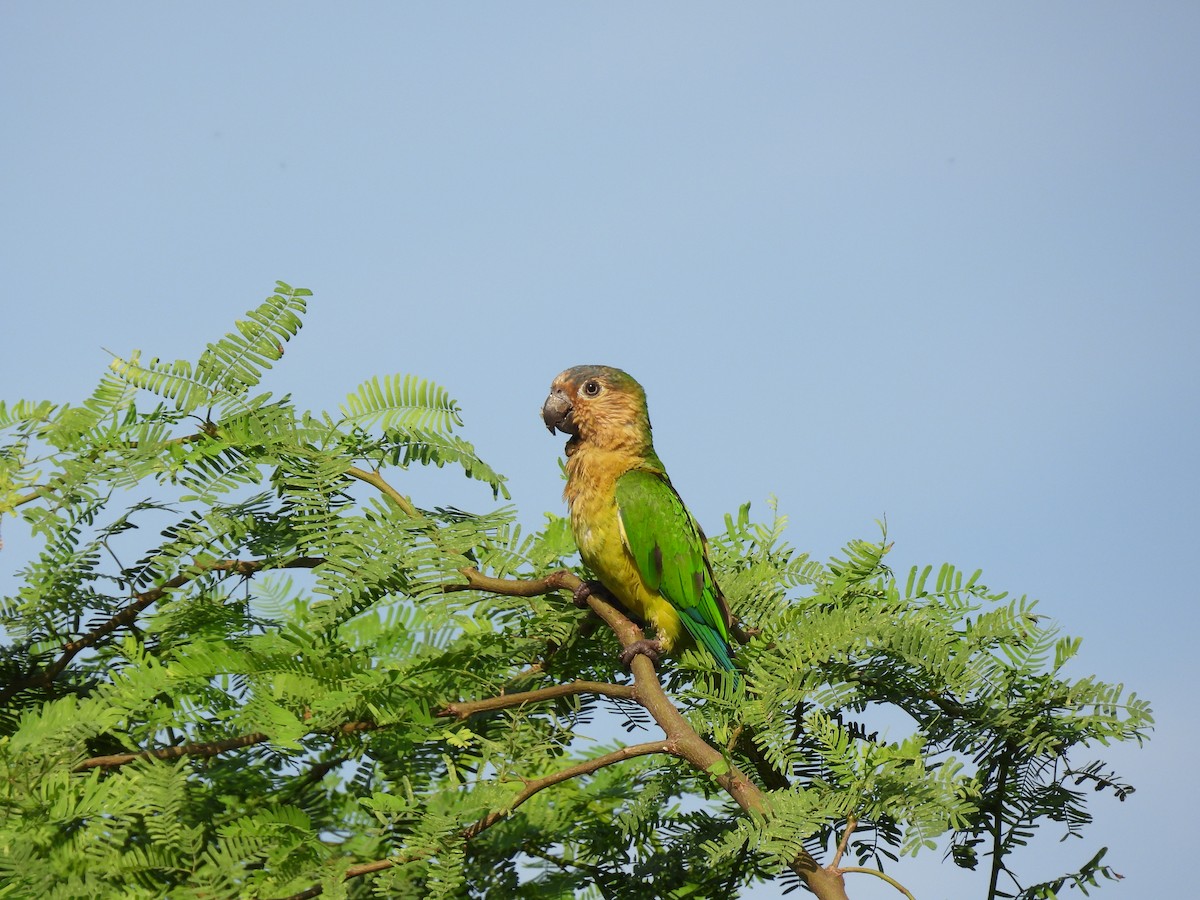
679,608,737,674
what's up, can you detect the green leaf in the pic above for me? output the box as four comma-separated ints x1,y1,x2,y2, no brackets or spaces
340,373,463,433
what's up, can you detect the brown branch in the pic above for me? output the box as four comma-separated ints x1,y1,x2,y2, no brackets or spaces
72,678,632,773
838,867,916,899
1,556,324,704
832,814,858,868
11,485,51,508
445,566,581,598
346,466,420,518
75,719,381,772
463,740,668,838
445,566,601,677
74,732,271,770
438,680,636,719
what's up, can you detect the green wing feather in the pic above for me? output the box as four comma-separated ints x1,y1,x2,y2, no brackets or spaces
615,469,735,671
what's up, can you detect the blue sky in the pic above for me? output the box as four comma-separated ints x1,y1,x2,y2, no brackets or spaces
3,4,1197,898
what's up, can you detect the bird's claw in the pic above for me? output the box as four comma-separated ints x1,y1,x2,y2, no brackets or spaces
572,579,606,609
619,639,663,670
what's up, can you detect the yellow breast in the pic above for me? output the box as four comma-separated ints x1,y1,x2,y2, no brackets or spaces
564,446,684,650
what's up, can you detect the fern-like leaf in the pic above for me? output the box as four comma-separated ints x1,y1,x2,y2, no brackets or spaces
340,374,463,433
196,282,311,395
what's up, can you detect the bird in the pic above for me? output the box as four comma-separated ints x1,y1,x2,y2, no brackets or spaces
541,365,736,673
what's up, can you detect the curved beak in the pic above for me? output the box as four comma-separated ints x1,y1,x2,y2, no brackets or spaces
542,389,577,435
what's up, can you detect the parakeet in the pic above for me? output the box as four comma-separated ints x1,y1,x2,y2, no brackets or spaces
541,365,736,672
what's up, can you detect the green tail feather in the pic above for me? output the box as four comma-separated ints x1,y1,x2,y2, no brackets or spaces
679,608,737,673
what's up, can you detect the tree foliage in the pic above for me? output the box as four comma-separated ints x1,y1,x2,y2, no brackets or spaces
0,284,1151,899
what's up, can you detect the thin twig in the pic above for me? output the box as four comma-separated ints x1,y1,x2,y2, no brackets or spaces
0,556,324,704
73,719,380,771
839,866,917,899
10,485,50,508
346,466,420,518
988,745,1014,900
446,565,580,598
462,741,669,838
72,681,633,772
826,805,916,897
439,680,637,719
832,814,858,868
74,733,272,770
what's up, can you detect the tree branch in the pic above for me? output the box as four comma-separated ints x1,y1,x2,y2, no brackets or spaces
72,719,379,772
0,556,324,704
10,485,51,508
838,867,916,899
73,679,633,772
463,740,669,838
445,565,580,598
988,743,1015,900
438,680,637,719
74,732,271,770
346,465,420,518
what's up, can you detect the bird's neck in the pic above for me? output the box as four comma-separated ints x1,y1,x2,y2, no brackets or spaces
563,442,662,506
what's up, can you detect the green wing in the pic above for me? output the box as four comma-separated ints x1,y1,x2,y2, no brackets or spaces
614,468,735,671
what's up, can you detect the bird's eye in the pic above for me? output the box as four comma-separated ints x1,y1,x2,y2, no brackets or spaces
583,380,601,396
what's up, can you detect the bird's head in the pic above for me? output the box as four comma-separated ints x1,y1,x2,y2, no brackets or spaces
542,365,653,454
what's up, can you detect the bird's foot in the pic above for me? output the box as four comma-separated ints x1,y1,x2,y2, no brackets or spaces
571,579,608,609
619,639,663,670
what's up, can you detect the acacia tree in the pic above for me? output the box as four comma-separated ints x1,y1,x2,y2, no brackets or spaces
0,284,1150,899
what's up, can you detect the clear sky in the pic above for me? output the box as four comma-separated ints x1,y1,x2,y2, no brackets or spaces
3,4,1197,898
